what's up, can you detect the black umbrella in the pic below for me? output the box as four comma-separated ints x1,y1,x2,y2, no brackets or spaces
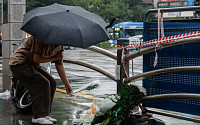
21,3,110,48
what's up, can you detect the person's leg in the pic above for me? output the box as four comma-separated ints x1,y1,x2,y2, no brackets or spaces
31,73,51,118
36,66,56,113
10,63,51,118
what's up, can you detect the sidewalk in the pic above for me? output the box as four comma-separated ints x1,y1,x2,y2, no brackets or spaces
0,77,200,125
0,76,92,125
0,90,92,125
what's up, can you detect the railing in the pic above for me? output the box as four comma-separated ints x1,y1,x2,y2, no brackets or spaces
142,6,200,122
63,59,116,82
62,37,200,122
125,37,200,62
62,16,200,123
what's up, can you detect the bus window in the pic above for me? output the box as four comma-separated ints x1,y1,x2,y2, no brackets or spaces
112,22,143,45
125,29,143,37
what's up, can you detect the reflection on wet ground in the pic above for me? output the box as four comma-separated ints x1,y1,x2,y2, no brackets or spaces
0,92,92,125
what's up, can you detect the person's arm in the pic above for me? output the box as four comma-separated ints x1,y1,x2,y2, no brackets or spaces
55,64,72,94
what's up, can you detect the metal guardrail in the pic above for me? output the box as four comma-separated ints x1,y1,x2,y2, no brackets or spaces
143,93,200,102
87,45,117,60
124,66,200,84
60,6,200,123
63,42,200,122
124,37,200,86
142,6,200,121
62,46,117,81
63,59,116,82
143,93,200,123
125,37,200,62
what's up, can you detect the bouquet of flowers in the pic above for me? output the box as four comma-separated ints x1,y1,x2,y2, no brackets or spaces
80,84,146,125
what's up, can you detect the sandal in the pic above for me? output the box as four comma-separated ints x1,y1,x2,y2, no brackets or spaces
32,117,53,124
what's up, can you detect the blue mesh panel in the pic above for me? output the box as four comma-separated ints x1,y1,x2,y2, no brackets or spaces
143,19,200,115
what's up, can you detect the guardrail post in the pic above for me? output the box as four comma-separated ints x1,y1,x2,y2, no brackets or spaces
116,38,129,93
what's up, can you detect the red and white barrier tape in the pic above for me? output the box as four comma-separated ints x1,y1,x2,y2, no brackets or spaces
119,30,200,76
121,48,129,78
118,31,200,50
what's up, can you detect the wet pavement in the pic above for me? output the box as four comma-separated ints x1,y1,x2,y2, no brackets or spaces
0,48,200,124
53,47,119,97
0,86,200,125
0,89,92,125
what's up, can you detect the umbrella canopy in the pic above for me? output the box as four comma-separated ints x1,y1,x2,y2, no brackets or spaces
21,3,110,48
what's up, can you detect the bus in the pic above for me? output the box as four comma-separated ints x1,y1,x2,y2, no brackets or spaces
112,22,143,45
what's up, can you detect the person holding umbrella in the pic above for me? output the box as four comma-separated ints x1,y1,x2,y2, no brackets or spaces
9,3,111,124
9,36,72,124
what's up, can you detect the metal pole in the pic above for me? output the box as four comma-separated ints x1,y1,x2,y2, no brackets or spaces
143,93,200,102
117,48,123,93
124,66,200,84
63,59,116,82
87,45,117,60
116,38,129,93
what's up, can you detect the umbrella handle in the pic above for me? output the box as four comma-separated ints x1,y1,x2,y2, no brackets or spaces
105,18,119,29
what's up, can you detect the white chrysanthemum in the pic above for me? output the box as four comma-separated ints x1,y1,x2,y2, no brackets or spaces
128,83,147,96
108,95,120,103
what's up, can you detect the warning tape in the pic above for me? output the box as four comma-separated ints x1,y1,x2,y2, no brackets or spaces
121,48,129,78
118,31,200,50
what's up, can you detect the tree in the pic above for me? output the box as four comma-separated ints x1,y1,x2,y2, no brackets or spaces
26,0,46,12
26,0,75,12
26,0,154,23
97,1,121,22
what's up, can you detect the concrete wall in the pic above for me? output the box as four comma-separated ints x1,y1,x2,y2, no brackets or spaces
2,0,26,91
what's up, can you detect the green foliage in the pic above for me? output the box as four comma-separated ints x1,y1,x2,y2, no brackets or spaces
98,2,120,22
98,41,112,48
85,84,99,90
91,84,145,125
26,0,154,23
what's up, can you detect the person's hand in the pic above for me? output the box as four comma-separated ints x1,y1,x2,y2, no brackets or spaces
55,49,64,60
65,84,73,95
